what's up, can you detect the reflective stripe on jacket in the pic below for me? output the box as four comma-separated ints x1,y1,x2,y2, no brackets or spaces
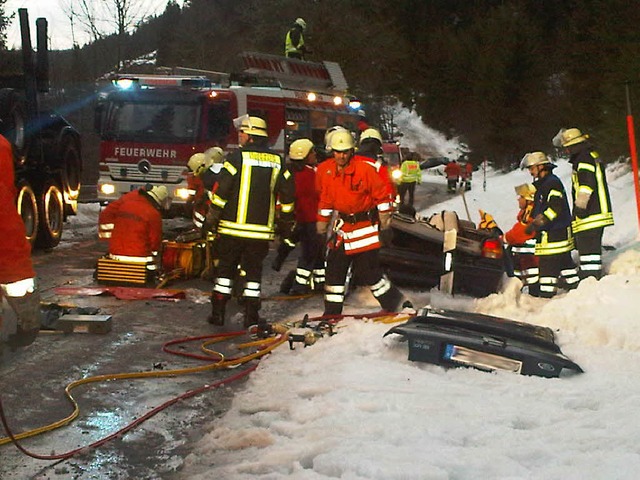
212,147,295,241
400,160,422,183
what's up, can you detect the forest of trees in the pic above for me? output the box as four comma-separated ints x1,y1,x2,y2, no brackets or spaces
2,0,640,167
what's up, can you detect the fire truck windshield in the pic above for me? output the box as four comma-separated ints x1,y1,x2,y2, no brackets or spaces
107,102,200,143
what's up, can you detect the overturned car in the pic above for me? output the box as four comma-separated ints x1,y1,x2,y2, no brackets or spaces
379,209,505,297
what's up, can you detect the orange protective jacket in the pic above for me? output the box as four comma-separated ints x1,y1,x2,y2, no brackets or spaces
504,205,535,245
0,135,35,284
317,156,392,255
99,190,162,258
444,161,461,179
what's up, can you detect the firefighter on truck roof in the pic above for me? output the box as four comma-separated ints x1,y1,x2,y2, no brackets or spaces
285,17,310,60
317,130,411,316
98,185,169,277
202,115,295,334
0,133,40,349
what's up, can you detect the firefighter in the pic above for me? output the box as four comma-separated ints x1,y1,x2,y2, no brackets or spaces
504,183,539,295
553,128,614,280
187,147,225,230
461,161,473,191
397,152,422,207
357,128,397,207
202,115,295,330
284,18,309,60
275,138,325,294
317,130,408,316
521,152,580,298
0,134,40,349
98,185,169,277
444,159,461,193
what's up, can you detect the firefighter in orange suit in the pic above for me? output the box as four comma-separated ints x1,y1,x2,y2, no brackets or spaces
98,185,168,274
0,134,40,349
444,159,461,193
504,183,539,295
317,130,408,316
202,115,296,330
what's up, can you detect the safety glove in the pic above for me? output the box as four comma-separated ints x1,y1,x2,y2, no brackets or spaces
202,205,222,235
524,214,546,235
378,211,393,230
316,221,329,235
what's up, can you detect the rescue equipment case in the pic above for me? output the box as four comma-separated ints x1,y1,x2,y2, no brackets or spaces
385,308,583,378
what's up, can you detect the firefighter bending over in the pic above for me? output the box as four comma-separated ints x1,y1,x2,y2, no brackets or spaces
202,115,295,331
187,147,225,230
317,130,410,316
0,134,40,349
98,184,169,278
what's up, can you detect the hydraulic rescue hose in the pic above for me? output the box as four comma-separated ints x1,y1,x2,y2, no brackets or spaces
0,329,287,460
0,309,412,462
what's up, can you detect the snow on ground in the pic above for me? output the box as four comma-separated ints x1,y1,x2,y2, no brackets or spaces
173,159,640,479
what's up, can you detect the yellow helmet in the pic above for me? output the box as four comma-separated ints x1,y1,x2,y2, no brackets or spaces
187,153,213,176
234,114,268,137
147,185,169,207
289,139,314,160
554,127,589,147
204,146,225,164
324,125,347,149
520,151,552,169
359,128,383,145
514,183,536,201
329,130,356,152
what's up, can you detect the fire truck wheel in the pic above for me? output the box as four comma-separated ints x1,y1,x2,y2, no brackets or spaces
59,138,82,215
0,88,26,152
35,180,64,249
16,181,39,246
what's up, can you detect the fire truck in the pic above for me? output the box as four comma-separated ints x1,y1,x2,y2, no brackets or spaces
94,52,359,210
0,9,83,249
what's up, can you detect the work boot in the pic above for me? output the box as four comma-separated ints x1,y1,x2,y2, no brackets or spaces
207,293,227,326
3,290,41,348
290,282,310,296
242,299,261,329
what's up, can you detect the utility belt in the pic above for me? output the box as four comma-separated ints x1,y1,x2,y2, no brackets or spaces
338,209,377,224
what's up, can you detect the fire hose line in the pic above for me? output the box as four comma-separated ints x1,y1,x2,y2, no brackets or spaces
0,310,412,461
0,329,287,460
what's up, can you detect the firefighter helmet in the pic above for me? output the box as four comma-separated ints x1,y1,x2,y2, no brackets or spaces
204,146,225,164
520,151,553,170
329,130,356,152
289,139,314,160
234,114,268,137
553,127,589,147
514,183,536,201
324,125,347,150
295,18,307,30
147,185,169,207
359,128,383,145
187,153,212,176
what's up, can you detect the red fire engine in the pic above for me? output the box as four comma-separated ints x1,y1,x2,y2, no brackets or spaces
94,52,359,210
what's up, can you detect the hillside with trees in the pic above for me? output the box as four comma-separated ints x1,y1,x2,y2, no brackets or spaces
2,0,640,168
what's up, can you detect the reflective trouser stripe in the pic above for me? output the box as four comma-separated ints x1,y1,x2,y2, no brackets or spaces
313,268,325,284
213,276,233,296
580,253,602,272
325,284,345,304
242,281,261,298
539,276,558,297
295,268,312,286
561,267,580,287
370,276,391,298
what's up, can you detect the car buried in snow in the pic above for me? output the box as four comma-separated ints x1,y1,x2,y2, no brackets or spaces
379,209,505,297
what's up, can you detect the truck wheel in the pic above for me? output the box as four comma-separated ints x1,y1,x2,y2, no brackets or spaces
0,88,26,152
16,182,39,246
60,138,82,215
35,181,64,249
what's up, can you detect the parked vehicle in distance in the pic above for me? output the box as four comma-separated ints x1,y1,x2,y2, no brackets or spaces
379,208,505,297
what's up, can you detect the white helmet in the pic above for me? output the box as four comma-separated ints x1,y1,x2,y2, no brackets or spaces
204,146,225,164
289,139,314,160
552,127,589,148
359,128,383,145
295,18,307,30
147,185,169,208
187,153,212,176
520,151,553,170
329,130,356,152
324,125,347,150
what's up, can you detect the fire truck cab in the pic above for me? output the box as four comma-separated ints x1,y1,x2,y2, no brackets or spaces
95,53,358,211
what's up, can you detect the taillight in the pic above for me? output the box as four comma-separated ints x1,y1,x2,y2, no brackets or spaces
481,238,503,259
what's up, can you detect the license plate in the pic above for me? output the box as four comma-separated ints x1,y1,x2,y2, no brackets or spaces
444,344,522,373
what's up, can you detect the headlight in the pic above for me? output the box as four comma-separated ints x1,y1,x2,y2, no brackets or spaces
391,169,403,181
99,183,116,195
174,188,192,201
